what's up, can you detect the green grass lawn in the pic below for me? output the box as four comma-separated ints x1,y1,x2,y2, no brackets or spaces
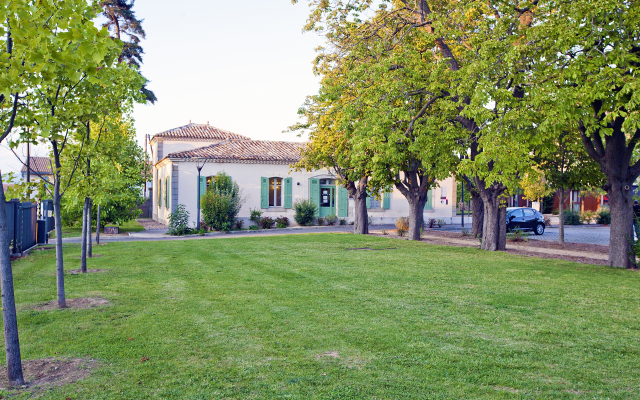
7,234,640,398
49,219,145,239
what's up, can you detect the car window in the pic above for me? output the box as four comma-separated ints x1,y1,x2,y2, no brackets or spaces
523,209,536,217
509,209,524,218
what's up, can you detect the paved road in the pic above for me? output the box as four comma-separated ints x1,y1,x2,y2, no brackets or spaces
441,224,611,246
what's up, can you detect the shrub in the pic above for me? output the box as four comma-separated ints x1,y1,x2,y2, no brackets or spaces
437,219,446,228
507,229,530,242
235,219,244,230
563,209,581,225
250,208,263,225
249,225,259,230
461,228,471,236
317,217,325,226
275,216,290,229
201,172,245,232
381,228,388,235
199,221,211,232
580,211,595,225
552,208,560,215
395,217,409,237
596,207,611,225
259,216,275,229
325,214,338,226
167,204,192,236
425,218,436,228
293,199,317,226
339,218,347,225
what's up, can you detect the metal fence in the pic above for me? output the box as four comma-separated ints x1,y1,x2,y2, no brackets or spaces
5,200,37,254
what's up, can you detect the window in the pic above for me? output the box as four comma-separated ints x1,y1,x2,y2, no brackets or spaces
369,196,381,209
269,177,282,207
206,176,215,190
523,209,535,217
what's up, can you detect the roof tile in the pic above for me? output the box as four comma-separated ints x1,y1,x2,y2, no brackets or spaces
167,140,305,164
151,123,250,141
21,157,52,174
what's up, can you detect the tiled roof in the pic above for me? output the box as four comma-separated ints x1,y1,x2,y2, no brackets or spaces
20,157,52,174
167,140,305,164
151,123,250,141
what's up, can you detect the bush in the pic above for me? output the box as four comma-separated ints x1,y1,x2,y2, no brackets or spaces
325,214,338,226
249,225,259,230
235,219,244,230
563,209,581,225
317,217,325,226
293,199,317,226
425,218,437,228
275,216,290,229
395,217,409,236
437,219,446,228
339,218,347,225
552,208,560,215
201,172,245,232
259,216,275,229
167,204,192,236
580,211,595,224
596,207,611,225
250,208,263,225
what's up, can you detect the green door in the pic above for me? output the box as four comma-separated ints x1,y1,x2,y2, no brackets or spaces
319,186,336,217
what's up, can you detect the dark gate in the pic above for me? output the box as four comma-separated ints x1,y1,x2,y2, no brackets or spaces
5,200,38,254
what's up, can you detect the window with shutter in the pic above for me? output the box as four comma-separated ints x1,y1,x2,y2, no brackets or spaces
424,189,434,210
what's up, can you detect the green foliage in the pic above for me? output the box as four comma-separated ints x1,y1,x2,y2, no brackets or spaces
293,199,317,226
339,218,347,225
507,230,530,243
275,216,290,229
249,208,263,224
563,210,582,226
325,215,338,226
249,225,259,231
259,217,275,230
596,208,611,225
167,204,191,236
395,217,409,237
580,211,596,225
317,217,325,226
234,219,244,230
200,172,245,232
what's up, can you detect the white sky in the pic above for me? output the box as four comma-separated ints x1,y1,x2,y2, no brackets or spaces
1,0,323,175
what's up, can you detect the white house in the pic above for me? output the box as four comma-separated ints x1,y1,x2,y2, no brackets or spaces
150,123,459,227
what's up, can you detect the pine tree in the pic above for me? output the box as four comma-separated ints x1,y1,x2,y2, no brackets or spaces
100,0,157,103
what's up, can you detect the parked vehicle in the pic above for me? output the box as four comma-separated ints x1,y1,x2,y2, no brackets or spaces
506,207,545,235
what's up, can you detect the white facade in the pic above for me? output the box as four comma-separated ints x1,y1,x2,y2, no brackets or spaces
150,125,458,227
152,158,457,227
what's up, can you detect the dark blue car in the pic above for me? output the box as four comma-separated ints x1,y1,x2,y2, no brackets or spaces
506,207,546,235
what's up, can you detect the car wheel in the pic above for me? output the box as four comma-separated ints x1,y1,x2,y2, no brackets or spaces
534,223,545,235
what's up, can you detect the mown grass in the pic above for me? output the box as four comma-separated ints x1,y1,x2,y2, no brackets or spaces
49,219,145,239
6,234,640,399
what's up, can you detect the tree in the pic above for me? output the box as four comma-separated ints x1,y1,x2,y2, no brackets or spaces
296,0,542,249
100,0,156,103
520,0,640,268
533,132,604,244
58,116,147,272
200,172,245,231
291,42,372,235
1,0,121,385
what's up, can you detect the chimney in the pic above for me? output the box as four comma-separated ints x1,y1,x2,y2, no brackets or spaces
189,120,191,124
207,121,209,125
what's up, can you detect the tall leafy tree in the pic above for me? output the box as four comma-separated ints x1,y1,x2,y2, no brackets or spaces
526,0,640,268
100,0,156,103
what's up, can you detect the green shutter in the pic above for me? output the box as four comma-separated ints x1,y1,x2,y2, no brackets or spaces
338,186,349,217
309,178,320,216
366,195,371,209
424,189,433,210
383,189,391,209
284,177,293,208
261,177,269,208
199,175,206,196
157,178,161,206
165,177,169,208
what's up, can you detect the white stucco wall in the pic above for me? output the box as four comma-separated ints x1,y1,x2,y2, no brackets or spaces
154,159,175,224
153,160,458,227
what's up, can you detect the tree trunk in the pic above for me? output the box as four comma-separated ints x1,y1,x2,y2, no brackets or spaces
352,193,368,235
87,199,92,258
479,189,507,251
558,189,565,245
608,182,635,268
96,205,101,245
53,180,66,308
346,177,368,235
470,189,484,237
0,174,24,386
80,197,89,273
407,195,426,240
